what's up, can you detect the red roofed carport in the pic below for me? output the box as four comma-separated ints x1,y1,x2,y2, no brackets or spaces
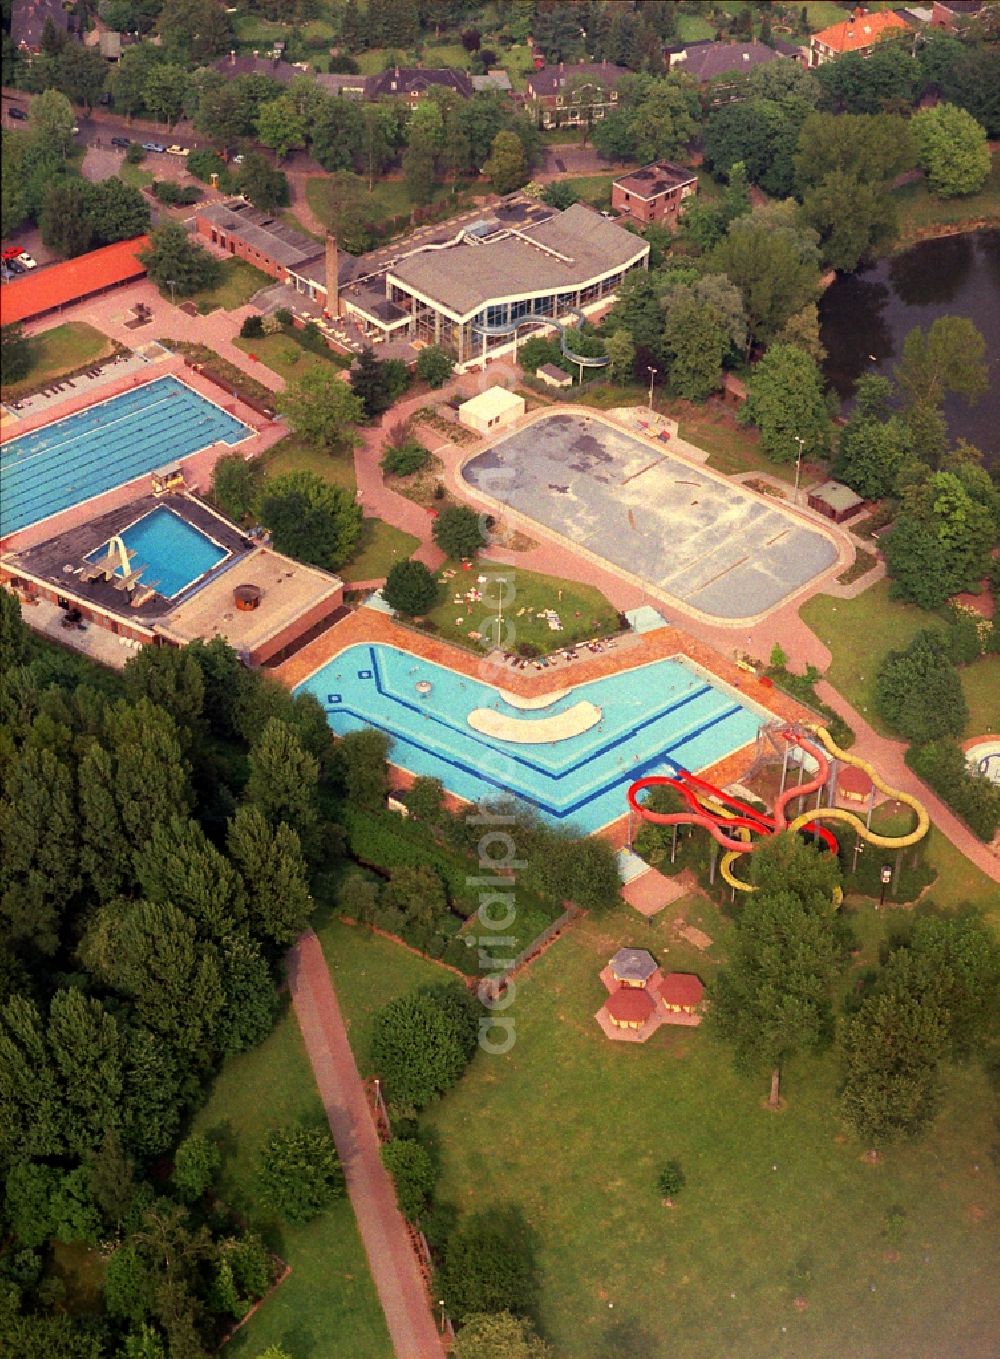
0,236,152,327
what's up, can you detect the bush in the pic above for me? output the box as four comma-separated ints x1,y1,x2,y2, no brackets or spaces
656,1160,686,1199
187,147,226,183
874,630,968,744
415,345,454,389
383,558,438,616
381,1139,437,1220
432,504,486,559
172,1132,221,1204
240,314,265,339
381,438,430,477
256,1127,344,1224
440,1205,538,1321
125,142,145,165
274,307,293,327
370,982,480,1113
211,452,260,523
151,180,180,204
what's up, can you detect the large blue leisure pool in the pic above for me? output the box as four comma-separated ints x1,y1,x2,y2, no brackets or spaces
296,643,767,833
87,506,229,598
0,376,252,537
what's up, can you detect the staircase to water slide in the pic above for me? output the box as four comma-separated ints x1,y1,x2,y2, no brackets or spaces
469,304,610,370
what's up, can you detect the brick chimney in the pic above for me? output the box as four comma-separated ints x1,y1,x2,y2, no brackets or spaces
324,233,339,318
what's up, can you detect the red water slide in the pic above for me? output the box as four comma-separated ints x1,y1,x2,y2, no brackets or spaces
627,731,839,855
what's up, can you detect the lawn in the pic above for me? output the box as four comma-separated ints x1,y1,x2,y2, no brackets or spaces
189,1003,391,1359
891,152,1000,249
557,173,618,208
800,582,996,741
0,321,114,400
117,162,153,189
190,259,272,314
421,560,621,654
318,920,445,1076
258,434,419,581
420,41,472,69
327,896,1000,1359
233,331,352,384
676,404,807,487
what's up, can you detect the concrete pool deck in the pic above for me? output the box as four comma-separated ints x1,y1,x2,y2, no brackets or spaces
452,406,853,629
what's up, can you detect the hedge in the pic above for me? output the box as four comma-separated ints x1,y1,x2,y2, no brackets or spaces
906,740,1000,842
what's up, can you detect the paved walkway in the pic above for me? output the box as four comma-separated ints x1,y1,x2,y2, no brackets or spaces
287,932,443,1359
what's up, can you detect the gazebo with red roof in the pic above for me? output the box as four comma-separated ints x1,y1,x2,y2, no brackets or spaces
656,972,704,1016
605,987,656,1030
837,765,874,805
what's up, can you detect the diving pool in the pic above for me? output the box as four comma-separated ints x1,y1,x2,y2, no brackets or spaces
296,643,767,833
0,376,252,537
87,506,229,598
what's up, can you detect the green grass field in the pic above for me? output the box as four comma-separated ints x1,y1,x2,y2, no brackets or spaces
325,900,1000,1359
891,153,1000,249
800,582,996,741
421,561,621,655
190,1004,391,1359
117,163,154,189
258,435,418,581
557,173,617,208
1,321,114,400
191,259,272,314
234,332,351,384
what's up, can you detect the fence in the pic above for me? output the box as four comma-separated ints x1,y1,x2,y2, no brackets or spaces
481,903,582,1001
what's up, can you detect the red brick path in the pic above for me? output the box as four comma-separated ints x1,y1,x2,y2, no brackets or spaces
287,931,444,1359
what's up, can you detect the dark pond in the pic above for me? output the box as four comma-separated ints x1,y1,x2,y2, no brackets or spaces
819,228,1000,460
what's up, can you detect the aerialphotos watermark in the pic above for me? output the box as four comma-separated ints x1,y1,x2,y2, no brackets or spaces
466,493,523,1054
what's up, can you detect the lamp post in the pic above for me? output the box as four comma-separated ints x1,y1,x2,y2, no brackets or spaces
879,863,892,908
166,279,178,306
647,365,657,410
793,435,805,503
438,1299,446,1333
494,574,507,651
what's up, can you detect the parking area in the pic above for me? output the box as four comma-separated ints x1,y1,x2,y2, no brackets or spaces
460,412,841,623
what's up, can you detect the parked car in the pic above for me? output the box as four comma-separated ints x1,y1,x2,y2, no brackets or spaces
111,136,130,148
71,125,80,134
142,142,166,153
8,106,28,120
16,252,38,270
5,258,26,274
1,246,25,261
165,144,189,157
231,153,244,165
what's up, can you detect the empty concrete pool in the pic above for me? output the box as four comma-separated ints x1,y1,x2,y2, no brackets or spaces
460,412,840,622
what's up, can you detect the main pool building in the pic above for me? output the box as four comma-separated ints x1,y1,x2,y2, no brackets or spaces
196,199,650,368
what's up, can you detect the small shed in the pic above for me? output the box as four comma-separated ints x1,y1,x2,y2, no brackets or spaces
807,479,865,524
536,362,572,389
458,386,525,435
605,987,656,1030
837,765,873,804
609,947,658,988
658,973,704,1014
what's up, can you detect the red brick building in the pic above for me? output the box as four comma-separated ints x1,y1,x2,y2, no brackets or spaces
611,162,698,227
195,201,322,283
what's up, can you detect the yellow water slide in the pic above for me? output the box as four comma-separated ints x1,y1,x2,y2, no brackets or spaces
718,725,929,893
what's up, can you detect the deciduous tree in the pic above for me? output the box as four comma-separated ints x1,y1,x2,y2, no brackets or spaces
383,559,438,616
371,982,479,1113
741,343,832,463
139,221,222,297
276,366,365,452
873,629,968,741
911,102,991,197
257,1127,344,1223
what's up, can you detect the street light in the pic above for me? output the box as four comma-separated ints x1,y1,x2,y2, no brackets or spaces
494,574,508,650
793,435,805,503
166,279,178,306
879,863,892,908
438,1299,447,1333
647,365,657,410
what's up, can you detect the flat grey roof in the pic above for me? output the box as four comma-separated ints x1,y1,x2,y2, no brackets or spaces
809,480,864,512
198,201,322,269
387,203,649,319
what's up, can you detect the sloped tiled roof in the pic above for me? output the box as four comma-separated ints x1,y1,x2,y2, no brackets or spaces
812,9,907,52
0,236,150,326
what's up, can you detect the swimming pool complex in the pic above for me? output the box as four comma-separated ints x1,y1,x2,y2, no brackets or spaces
86,506,229,598
0,376,252,537
296,643,767,833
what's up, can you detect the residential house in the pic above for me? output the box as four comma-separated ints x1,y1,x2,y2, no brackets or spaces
11,0,71,53
664,39,791,82
809,6,908,65
930,0,983,29
213,50,302,84
525,60,630,129
611,162,698,227
313,66,473,101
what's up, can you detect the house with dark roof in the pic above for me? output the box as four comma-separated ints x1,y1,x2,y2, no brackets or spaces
365,66,473,101
611,161,698,227
525,60,630,129
930,0,983,29
664,39,789,84
212,50,302,84
11,0,72,53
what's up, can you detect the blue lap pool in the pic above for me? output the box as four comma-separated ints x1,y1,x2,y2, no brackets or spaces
296,643,768,833
0,375,252,536
87,506,229,598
